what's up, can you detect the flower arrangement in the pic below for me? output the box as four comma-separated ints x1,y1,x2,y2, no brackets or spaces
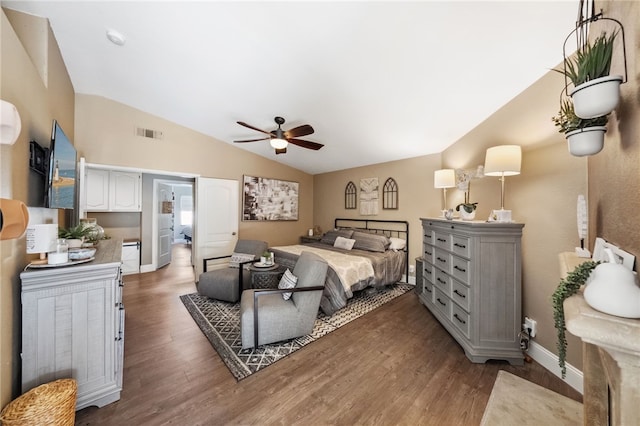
455,166,484,212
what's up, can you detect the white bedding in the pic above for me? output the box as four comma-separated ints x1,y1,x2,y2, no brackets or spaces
271,245,374,298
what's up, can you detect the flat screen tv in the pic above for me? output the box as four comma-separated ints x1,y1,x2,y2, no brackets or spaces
45,120,77,210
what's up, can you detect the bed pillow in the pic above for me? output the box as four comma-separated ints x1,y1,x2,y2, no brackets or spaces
352,231,390,253
389,237,406,251
320,229,354,245
278,268,298,300
334,236,356,250
229,252,255,268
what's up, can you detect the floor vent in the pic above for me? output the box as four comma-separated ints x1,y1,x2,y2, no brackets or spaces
135,127,163,140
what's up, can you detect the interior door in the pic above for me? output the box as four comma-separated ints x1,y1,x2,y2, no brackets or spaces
193,177,238,280
157,182,173,269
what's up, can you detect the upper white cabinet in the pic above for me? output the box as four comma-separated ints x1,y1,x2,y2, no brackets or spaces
85,167,141,212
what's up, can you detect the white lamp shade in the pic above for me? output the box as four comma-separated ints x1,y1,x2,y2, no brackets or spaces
26,224,58,254
1,100,22,145
270,138,288,149
484,145,521,176
434,169,456,188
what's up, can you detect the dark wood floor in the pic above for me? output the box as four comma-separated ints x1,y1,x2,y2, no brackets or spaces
75,244,581,425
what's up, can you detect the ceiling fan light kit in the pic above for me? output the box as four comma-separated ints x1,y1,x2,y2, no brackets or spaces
234,116,323,155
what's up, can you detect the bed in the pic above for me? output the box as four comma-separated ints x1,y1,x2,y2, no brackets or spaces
271,218,409,316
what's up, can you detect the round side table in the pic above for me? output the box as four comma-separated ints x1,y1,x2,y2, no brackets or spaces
249,264,285,289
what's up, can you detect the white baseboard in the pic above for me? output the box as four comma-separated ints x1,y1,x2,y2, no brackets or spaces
140,264,155,273
527,340,583,394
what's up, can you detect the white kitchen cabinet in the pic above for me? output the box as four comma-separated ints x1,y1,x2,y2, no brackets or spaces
85,168,141,212
20,239,125,410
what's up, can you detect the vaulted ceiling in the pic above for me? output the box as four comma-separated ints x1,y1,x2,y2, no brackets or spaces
4,1,578,174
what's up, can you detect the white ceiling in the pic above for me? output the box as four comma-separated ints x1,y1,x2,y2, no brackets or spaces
4,1,578,175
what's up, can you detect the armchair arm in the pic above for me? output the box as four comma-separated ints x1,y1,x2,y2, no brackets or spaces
202,254,232,273
252,286,324,348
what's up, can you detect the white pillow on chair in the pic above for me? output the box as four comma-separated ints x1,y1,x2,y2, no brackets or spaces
278,269,298,300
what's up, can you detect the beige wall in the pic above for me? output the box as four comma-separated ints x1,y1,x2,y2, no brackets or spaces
74,94,314,248
1,9,75,406
590,0,640,260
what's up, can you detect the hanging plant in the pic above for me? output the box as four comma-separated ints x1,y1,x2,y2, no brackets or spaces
551,260,599,378
557,31,618,87
552,99,608,156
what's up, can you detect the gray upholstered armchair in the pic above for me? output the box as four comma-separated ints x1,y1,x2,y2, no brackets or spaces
240,251,328,349
197,239,268,303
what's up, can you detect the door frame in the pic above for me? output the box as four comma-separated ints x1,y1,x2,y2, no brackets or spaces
151,178,195,271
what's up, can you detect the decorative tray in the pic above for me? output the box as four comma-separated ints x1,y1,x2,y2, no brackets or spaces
26,257,95,269
253,262,276,268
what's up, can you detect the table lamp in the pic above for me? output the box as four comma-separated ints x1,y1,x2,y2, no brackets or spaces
26,224,58,264
434,169,456,214
484,145,521,222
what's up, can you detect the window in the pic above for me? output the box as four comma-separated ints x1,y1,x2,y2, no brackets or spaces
345,181,357,209
180,195,193,225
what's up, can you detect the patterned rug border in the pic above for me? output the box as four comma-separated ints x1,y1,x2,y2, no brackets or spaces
180,283,412,381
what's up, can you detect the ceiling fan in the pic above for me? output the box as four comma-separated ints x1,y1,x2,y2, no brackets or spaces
234,116,324,155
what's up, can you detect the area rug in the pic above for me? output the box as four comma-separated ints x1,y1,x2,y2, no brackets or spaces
180,283,412,380
480,371,583,426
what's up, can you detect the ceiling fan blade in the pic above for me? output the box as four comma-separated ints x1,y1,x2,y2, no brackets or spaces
275,148,287,155
284,124,314,139
288,138,324,150
237,121,272,136
234,137,269,143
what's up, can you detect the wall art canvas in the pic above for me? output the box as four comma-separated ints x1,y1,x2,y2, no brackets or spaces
359,177,379,215
243,175,299,221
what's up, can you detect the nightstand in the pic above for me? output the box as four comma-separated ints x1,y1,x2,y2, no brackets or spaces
300,235,322,244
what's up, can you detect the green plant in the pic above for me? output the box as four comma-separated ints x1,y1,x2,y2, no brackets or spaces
552,260,599,378
555,31,617,86
58,224,91,240
455,202,477,213
552,99,608,134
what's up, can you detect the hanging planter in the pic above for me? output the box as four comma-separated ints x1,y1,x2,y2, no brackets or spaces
557,8,627,119
552,98,608,157
566,126,606,157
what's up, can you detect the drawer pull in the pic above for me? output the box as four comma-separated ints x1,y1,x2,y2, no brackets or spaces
425,250,432,256
425,287,432,293
436,257,447,263
454,314,466,324
425,268,432,275
437,277,446,285
437,238,447,243
454,243,466,249
454,265,466,273
437,298,446,306
453,289,466,298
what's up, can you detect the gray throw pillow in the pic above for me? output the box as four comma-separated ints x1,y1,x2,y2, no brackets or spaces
352,231,390,253
320,229,354,245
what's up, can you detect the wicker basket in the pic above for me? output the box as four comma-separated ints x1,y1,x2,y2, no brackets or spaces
0,379,77,426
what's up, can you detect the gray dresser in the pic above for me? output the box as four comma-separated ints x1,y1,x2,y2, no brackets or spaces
20,239,125,409
419,218,524,365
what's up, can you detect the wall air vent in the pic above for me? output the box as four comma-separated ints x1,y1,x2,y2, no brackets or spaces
135,127,163,140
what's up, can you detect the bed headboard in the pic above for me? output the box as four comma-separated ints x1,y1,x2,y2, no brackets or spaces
334,218,409,282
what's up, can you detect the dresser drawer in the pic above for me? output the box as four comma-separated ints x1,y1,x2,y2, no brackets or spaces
433,269,451,295
433,248,450,273
423,244,434,264
423,261,434,284
433,231,450,250
423,279,434,301
451,303,470,338
423,227,434,245
451,279,470,311
451,235,470,258
451,256,470,284
433,288,451,318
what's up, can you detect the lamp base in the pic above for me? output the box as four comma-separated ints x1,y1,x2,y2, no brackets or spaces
490,209,512,223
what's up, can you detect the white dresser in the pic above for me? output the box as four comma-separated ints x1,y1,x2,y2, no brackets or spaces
419,218,524,365
20,239,125,410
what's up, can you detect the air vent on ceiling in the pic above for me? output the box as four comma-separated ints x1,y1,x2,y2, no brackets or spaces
135,127,163,140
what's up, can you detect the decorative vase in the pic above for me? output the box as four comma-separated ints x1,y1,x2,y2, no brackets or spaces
565,126,607,157
570,75,623,119
459,209,476,221
584,261,640,319
66,238,83,248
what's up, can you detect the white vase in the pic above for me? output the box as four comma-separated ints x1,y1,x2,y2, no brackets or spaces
67,238,83,248
565,126,607,157
584,262,640,319
570,75,623,119
459,209,476,221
